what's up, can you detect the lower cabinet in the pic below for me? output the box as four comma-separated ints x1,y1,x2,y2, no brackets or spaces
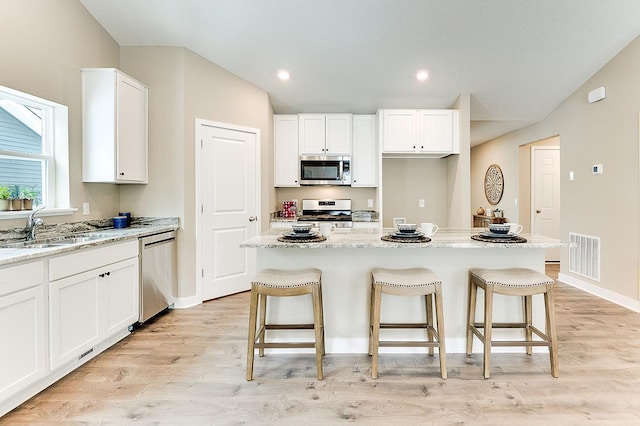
0,260,47,403
49,249,139,370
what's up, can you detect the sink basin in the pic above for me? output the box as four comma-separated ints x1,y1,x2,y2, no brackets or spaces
0,241,59,249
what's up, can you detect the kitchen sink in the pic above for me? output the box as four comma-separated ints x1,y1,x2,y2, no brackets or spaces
49,236,105,245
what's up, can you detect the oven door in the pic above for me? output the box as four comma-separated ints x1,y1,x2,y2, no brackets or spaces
300,156,350,185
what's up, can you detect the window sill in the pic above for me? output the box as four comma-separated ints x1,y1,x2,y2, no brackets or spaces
0,208,77,220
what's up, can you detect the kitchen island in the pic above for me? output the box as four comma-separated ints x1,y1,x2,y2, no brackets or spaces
241,228,571,354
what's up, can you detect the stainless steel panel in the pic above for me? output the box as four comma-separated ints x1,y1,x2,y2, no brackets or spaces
139,231,176,323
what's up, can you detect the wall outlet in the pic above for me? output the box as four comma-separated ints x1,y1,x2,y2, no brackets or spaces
82,202,90,215
592,164,603,175
419,199,425,208
569,171,575,181
367,198,373,208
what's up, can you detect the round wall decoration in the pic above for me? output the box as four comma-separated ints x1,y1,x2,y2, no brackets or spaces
484,164,504,205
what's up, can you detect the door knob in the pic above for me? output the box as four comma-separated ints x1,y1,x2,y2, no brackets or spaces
535,209,542,214
249,216,257,222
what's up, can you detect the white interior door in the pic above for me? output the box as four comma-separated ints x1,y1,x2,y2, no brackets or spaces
531,146,560,261
199,122,259,300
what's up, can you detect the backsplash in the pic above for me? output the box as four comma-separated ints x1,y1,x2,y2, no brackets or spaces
0,217,179,243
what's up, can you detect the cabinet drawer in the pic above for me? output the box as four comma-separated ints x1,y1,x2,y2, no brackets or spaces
49,240,138,281
0,260,46,297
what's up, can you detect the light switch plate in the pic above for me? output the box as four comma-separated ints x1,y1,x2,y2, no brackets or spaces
82,202,90,215
419,199,425,208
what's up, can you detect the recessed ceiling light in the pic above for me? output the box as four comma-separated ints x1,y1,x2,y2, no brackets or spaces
277,70,290,81
416,70,429,82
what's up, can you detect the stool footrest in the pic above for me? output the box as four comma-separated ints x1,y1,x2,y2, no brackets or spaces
378,340,441,348
264,324,315,330
473,322,527,329
380,322,430,329
254,342,317,349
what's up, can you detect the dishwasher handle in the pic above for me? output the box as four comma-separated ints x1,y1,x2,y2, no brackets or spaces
140,231,176,249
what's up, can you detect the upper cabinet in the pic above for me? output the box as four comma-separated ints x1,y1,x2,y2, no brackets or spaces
274,115,300,187
299,113,352,155
82,68,148,184
351,115,378,187
379,109,459,157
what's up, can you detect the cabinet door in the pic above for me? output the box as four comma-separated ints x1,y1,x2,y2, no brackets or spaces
351,115,377,187
50,270,101,369
381,110,416,152
116,72,148,183
274,115,300,187
416,110,453,153
325,114,352,155
0,286,46,401
298,114,326,154
103,258,139,338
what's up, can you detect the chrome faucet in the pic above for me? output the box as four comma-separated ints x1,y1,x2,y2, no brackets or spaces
25,205,45,241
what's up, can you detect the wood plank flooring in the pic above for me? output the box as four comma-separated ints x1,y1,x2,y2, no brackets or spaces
3,264,640,424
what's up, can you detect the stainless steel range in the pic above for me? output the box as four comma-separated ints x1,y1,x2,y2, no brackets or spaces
297,199,352,228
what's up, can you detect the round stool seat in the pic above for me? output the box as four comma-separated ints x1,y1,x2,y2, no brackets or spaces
252,268,321,288
469,268,553,288
372,267,442,288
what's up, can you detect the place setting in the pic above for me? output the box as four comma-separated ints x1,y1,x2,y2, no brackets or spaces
472,223,527,243
381,223,433,243
277,223,327,243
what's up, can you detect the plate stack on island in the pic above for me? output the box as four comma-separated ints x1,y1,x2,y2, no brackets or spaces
381,223,431,243
278,223,327,242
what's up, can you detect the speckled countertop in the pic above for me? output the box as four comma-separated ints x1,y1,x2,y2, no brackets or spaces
0,217,179,267
241,228,571,249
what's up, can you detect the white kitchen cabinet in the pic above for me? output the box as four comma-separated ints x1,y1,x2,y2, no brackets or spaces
49,241,139,369
299,113,352,155
351,115,378,187
0,261,47,403
274,115,300,187
82,68,148,184
380,109,459,156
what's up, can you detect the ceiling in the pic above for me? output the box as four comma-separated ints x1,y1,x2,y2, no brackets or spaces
78,0,640,146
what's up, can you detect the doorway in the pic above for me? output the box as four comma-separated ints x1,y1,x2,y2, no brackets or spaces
531,145,560,262
195,119,260,301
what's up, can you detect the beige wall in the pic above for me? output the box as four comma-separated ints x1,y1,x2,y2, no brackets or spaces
120,47,273,299
471,35,640,301
447,93,471,228
0,0,121,228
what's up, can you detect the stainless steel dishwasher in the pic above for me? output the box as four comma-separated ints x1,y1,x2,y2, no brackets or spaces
139,231,177,323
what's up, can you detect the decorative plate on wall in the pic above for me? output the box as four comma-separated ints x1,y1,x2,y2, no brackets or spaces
484,164,504,205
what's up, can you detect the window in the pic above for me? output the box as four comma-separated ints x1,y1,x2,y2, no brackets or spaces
0,84,69,217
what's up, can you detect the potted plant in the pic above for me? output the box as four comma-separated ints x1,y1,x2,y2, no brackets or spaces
0,186,9,211
21,186,40,210
8,185,22,211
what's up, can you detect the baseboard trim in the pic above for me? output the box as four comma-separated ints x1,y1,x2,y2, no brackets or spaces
172,295,201,309
558,272,640,313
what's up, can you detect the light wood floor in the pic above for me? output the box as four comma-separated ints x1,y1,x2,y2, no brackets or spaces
3,264,640,424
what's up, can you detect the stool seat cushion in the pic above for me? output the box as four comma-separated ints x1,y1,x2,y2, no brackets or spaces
469,268,553,288
252,268,321,288
372,267,441,288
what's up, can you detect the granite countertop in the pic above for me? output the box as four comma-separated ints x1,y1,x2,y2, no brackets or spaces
0,217,179,267
241,228,571,249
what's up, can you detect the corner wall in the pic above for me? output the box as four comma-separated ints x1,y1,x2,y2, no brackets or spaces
471,35,640,301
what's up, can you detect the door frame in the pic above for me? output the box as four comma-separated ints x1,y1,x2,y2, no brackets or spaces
194,118,261,302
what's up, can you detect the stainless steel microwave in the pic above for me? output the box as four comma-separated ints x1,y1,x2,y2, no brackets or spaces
300,155,351,186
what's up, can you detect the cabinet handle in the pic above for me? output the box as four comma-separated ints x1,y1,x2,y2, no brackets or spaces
106,271,111,276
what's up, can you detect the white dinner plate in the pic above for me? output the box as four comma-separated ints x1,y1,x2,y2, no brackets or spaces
391,231,425,238
480,231,517,239
283,232,319,239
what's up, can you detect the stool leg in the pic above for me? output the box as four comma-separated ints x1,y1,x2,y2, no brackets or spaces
466,277,477,356
545,287,559,378
368,280,374,356
425,293,435,356
246,287,259,381
524,294,533,355
371,284,382,379
318,281,326,356
258,293,267,357
312,285,324,380
483,286,494,379
434,284,447,379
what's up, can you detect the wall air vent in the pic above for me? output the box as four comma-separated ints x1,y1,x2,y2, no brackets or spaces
569,232,600,281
